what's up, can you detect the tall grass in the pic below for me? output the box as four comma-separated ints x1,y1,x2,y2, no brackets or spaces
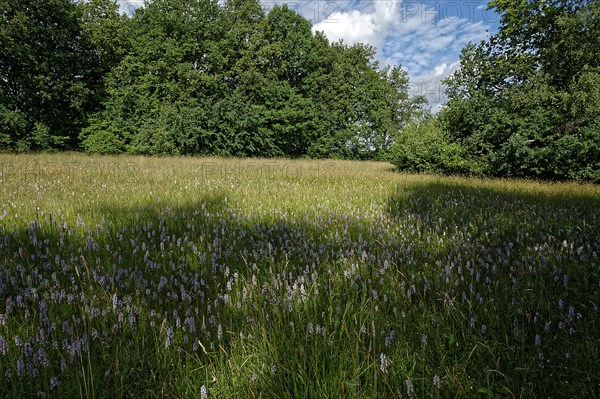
0,153,599,398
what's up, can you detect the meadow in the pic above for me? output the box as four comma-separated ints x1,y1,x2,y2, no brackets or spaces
0,153,599,398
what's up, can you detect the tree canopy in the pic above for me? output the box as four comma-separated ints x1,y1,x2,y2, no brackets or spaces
434,0,599,181
1,0,424,160
0,0,96,150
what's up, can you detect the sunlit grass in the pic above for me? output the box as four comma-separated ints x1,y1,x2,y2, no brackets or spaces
0,153,599,398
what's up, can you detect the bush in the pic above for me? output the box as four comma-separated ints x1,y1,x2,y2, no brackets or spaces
390,118,480,175
550,122,600,182
80,120,125,154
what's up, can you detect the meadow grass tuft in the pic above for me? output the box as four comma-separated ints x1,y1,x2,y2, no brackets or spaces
0,153,599,398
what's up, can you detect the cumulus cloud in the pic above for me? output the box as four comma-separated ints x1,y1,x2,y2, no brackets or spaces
311,0,400,50
411,61,461,113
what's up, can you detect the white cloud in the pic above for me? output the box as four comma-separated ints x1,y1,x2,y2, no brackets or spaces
411,61,461,113
116,0,143,16
311,0,400,50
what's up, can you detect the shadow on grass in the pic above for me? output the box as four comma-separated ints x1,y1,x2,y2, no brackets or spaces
386,179,600,246
0,190,390,397
0,190,316,397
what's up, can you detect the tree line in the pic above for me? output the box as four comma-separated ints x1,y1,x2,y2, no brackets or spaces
0,0,424,160
1,0,598,180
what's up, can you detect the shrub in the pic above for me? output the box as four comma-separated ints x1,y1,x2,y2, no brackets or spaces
390,118,480,175
80,120,125,154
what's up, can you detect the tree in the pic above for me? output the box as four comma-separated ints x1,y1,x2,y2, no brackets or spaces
264,4,315,89
80,0,423,159
305,41,424,160
390,117,478,175
81,0,230,155
441,0,600,181
79,0,129,105
0,0,93,150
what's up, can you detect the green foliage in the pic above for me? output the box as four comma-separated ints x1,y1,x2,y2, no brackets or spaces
0,0,422,158
265,5,315,88
303,42,423,160
390,118,480,175
30,122,51,151
0,0,124,151
441,0,600,181
80,119,125,154
550,122,600,181
0,105,29,149
78,0,129,102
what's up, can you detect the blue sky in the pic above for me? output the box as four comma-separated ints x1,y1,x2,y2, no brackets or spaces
117,0,500,111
